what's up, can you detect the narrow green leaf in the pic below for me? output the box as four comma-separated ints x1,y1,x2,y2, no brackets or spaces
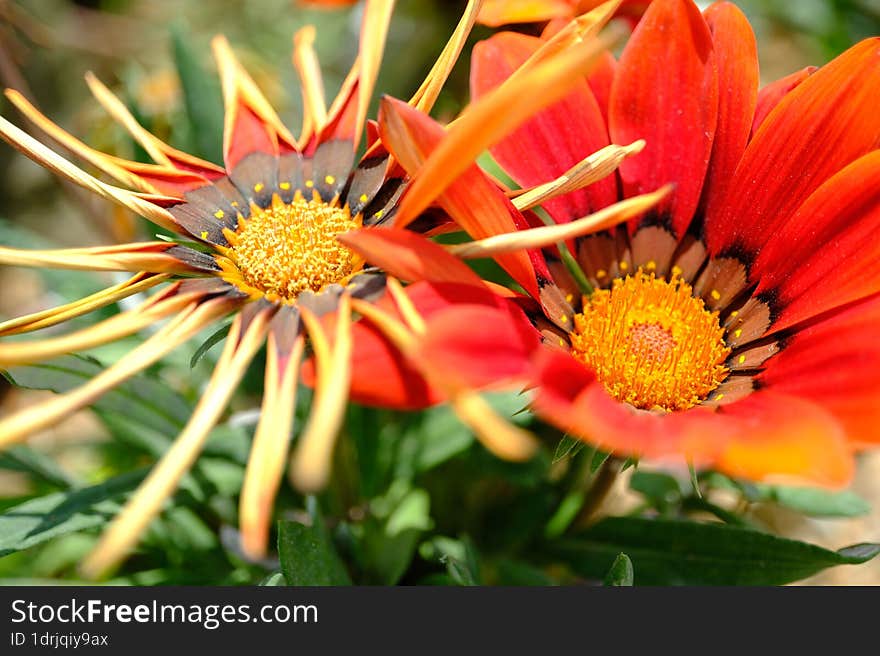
603,553,634,586
0,446,76,489
190,322,231,368
0,470,147,557
278,519,351,586
552,435,585,464
550,516,880,585
171,23,224,162
703,473,871,518
760,485,871,518
5,355,191,440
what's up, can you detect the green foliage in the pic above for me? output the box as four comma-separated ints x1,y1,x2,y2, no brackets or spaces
278,505,351,586
550,517,880,585
603,553,634,587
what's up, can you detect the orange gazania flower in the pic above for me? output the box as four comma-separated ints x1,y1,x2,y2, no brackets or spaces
343,0,880,488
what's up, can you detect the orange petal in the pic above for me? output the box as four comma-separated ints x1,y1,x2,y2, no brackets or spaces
0,295,240,451
478,0,574,27
338,227,484,286
378,97,542,298
84,73,226,178
471,31,615,223
391,32,612,228
289,296,353,492
0,115,183,231
292,26,328,145
716,392,853,488
0,272,167,336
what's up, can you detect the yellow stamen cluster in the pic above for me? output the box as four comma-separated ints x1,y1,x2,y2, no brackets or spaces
570,270,730,412
222,192,362,302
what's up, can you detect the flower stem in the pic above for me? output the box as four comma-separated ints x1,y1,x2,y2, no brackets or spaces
571,456,621,530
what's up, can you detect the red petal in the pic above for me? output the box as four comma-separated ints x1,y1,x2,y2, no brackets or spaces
470,32,615,223
112,161,212,197
715,391,853,488
338,227,485,287
751,66,816,135
587,50,617,125
700,2,758,218
344,317,444,410
759,292,880,447
415,303,540,389
754,151,880,331
706,38,880,257
609,0,718,237
531,348,729,463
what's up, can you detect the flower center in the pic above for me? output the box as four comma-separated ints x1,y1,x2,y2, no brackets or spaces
570,271,730,412
220,193,362,302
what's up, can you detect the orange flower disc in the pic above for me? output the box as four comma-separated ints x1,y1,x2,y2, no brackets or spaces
570,270,730,412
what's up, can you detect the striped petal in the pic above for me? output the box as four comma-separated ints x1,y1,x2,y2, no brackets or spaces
753,151,880,332
0,242,218,275
700,2,758,218
212,35,297,169
751,66,816,135
471,31,615,222
706,38,880,258
609,0,718,237
0,116,181,232
240,315,305,559
288,296,353,492
759,292,880,448
338,228,484,286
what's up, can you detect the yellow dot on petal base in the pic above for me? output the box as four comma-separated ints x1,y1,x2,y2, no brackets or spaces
570,270,730,412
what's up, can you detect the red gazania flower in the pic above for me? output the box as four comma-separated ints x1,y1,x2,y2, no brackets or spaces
478,0,650,29
342,0,880,488
0,0,615,577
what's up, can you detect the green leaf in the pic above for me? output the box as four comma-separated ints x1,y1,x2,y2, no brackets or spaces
629,471,681,512
0,446,76,489
552,435,585,464
190,322,231,368
0,469,147,557
360,483,432,584
278,518,351,586
258,572,287,586
495,559,555,586
5,355,191,445
550,517,880,585
758,485,871,518
703,473,871,518
603,553,633,586
171,23,224,162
